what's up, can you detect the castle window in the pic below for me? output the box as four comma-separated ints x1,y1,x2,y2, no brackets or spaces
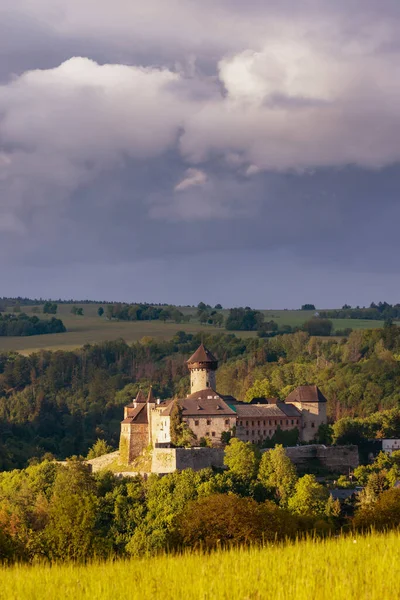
246,421,249,426
286,420,289,425
269,430,272,435
195,420,199,426
291,420,294,425
207,419,212,425
263,430,266,436
252,430,255,436
206,432,210,436
225,420,229,425
246,430,249,435
211,432,216,437
263,420,266,426
206,382,209,387
311,422,315,428
269,420,271,425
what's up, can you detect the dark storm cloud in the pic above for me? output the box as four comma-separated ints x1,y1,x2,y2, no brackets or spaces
1,0,400,305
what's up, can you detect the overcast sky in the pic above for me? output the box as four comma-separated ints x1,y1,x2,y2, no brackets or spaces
1,0,400,308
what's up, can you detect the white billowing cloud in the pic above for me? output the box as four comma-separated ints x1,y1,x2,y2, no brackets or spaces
0,57,190,230
2,19,400,229
0,57,183,161
180,37,400,171
174,168,207,192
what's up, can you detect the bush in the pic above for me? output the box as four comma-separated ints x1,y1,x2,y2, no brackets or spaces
177,494,297,550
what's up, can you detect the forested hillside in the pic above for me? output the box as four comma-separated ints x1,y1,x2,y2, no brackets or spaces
1,326,400,469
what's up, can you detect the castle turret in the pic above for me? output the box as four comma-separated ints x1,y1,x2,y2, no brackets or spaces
187,344,218,393
285,385,328,442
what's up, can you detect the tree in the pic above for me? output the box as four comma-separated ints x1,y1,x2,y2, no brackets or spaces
301,304,316,310
245,378,275,403
288,474,329,516
86,439,113,459
258,445,298,506
170,401,194,447
214,304,223,310
332,418,366,445
44,461,106,561
43,302,57,314
303,318,333,337
177,494,297,550
354,488,400,531
105,304,114,320
71,305,83,316
97,306,104,317
224,438,260,481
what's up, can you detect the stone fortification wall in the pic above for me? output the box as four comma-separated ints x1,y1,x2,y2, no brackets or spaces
268,445,359,473
86,451,120,473
152,447,225,474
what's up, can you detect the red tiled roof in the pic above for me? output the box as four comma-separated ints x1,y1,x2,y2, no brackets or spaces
187,344,218,365
285,385,327,404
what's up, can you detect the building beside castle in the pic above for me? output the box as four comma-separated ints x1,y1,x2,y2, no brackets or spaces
119,343,328,464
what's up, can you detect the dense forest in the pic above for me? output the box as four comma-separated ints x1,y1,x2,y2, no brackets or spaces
1,325,400,469
0,314,66,337
1,445,400,562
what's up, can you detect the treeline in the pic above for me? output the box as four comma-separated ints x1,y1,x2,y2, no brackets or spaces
1,444,400,563
225,307,335,337
0,314,66,337
320,302,400,322
105,303,188,323
1,326,400,468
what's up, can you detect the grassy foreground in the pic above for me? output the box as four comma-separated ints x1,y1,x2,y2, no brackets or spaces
1,532,399,600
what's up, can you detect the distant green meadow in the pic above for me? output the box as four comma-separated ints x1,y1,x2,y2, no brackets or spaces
0,303,388,355
0,532,399,600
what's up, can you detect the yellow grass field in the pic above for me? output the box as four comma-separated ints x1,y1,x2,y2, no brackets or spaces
0,532,399,600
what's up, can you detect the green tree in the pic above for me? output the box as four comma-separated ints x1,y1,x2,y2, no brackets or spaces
224,438,260,481
245,378,275,403
258,445,298,506
170,401,194,447
288,474,329,516
44,461,107,561
303,318,333,337
177,493,297,551
97,306,104,317
86,439,113,459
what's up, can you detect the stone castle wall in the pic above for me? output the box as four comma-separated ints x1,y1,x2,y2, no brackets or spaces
152,447,225,474
270,444,359,473
120,423,149,463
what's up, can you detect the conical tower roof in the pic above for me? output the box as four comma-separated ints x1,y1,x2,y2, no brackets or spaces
187,343,218,365
147,386,156,403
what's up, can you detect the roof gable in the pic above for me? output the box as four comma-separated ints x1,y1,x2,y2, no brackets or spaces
285,385,327,404
178,388,236,416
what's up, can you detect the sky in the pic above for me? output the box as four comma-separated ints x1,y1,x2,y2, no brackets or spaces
1,0,400,308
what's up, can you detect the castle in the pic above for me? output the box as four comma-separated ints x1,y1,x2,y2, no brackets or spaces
119,343,328,464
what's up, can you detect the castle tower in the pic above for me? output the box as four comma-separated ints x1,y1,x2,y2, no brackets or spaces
285,385,328,442
187,344,218,393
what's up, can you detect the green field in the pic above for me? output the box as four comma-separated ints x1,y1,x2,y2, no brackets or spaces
0,532,398,599
0,303,387,355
